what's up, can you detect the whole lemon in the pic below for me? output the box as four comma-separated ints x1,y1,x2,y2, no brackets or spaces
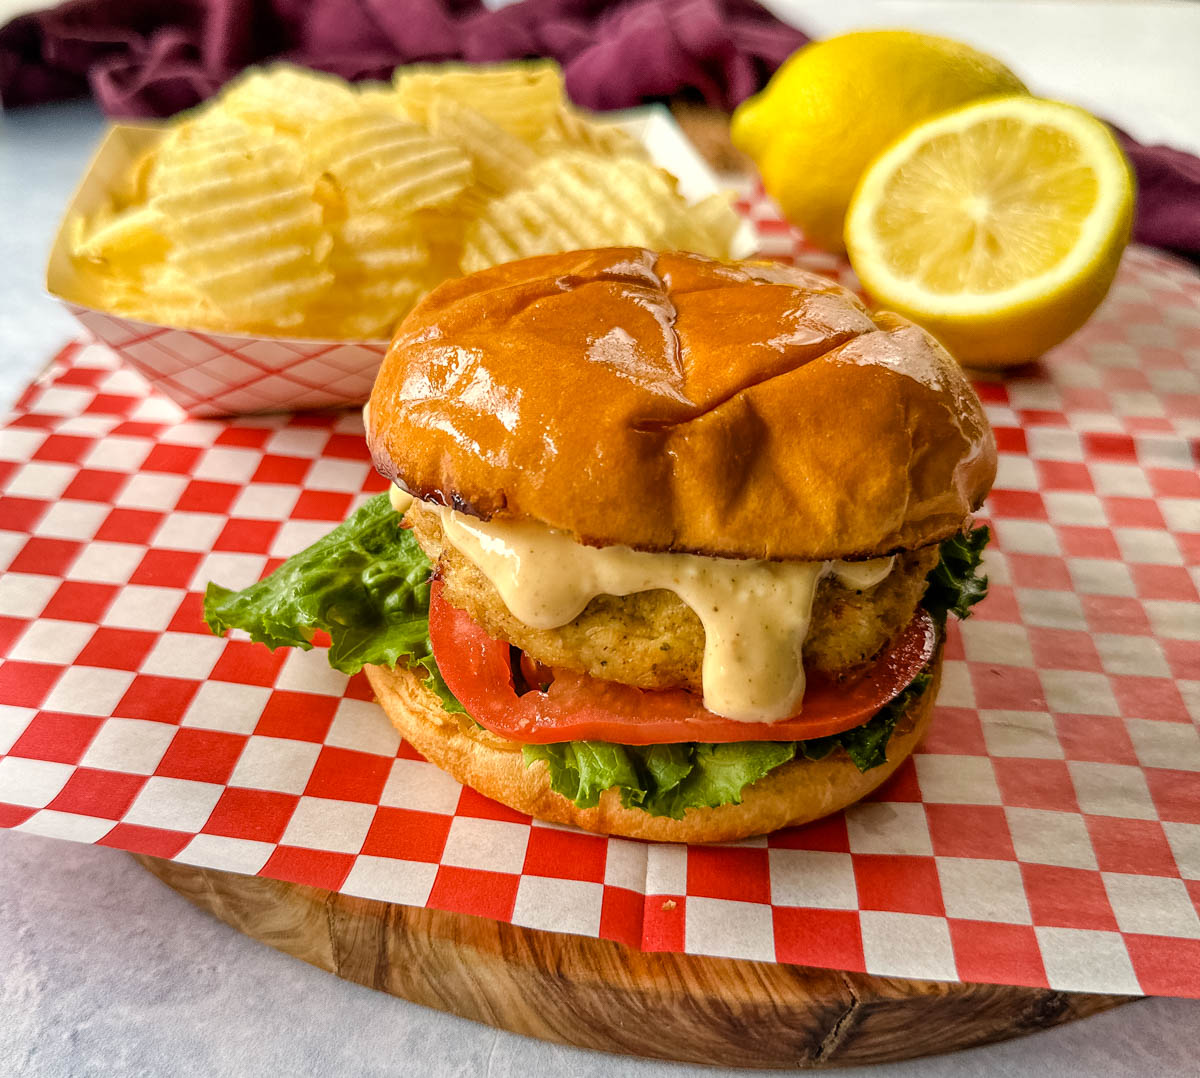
732,31,1027,251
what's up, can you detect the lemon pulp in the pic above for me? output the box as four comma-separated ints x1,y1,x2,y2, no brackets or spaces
845,95,1134,366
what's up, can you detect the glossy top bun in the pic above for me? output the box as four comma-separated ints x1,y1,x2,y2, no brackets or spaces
367,248,996,561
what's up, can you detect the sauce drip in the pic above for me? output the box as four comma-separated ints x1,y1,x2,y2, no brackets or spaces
414,494,893,722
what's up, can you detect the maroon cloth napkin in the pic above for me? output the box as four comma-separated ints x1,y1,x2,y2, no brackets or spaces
1113,132,1200,259
2,0,1197,256
0,0,805,114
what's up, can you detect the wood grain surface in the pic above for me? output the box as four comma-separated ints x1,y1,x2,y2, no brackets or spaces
133,855,1133,1069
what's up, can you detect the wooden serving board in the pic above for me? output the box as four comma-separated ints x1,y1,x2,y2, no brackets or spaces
133,855,1133,1068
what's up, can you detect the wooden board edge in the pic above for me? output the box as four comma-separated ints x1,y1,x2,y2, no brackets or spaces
131,855,1136,1068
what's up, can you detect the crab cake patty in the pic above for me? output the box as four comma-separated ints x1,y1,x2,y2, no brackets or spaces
406,502,940,693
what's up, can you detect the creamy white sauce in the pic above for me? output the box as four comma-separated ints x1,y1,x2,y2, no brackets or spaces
388,484,414,516
413,493,893,723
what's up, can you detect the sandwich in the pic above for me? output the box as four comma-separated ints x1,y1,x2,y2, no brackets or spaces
206,247,996,843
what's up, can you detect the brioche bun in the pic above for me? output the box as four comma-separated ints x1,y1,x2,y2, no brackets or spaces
367,248,996,562
363,653,941,844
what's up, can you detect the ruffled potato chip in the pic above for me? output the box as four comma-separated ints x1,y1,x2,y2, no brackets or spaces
73,203,170,267
307,108,472,216
427,98,538,195
302,212,430,339
394,60,564,142
212,64,358,137
66,62,740,341
461,150,738,274
539,105,647,159
151,122,334,328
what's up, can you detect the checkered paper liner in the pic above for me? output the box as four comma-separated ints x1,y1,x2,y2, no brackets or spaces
3,191,1200,999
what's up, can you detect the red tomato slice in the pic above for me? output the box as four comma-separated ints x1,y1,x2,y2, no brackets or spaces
428,579,937,745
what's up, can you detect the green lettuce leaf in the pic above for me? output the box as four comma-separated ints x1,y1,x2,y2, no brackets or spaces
523,740,796,820
799,671,933,771
923,525,990,629
522,676,935,820
523,742,643,809
647,742,797,819
203,493,462,711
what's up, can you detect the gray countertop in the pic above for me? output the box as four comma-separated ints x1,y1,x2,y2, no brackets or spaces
3,19,1200,1077
4,831,1200,1078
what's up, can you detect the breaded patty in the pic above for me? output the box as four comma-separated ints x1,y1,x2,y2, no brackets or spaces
407,502,940,692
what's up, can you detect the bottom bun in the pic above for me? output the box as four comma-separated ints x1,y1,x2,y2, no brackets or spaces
363,653,942,844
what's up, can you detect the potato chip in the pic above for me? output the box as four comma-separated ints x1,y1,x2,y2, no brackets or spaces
353,81,409,113
312,172,346,218
427,98,538,194
671,192,744,260
462,181,645,273
394,60,564,142
75,259,225,332
307,108,472,215
410,189,492,279
125,263,230,329
107,147,160,208
212,63,359,136
151,122,334,328
73,203,169,266
413,194,486,247
303,212,430,338
66,257,139,315
461,150,702,273
67,61,740,342
540,105,647,159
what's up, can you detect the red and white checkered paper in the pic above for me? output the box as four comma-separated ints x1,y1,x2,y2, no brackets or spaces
2,193,1199,999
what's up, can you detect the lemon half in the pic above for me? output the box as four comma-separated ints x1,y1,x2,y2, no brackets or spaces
845,95,1134,367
